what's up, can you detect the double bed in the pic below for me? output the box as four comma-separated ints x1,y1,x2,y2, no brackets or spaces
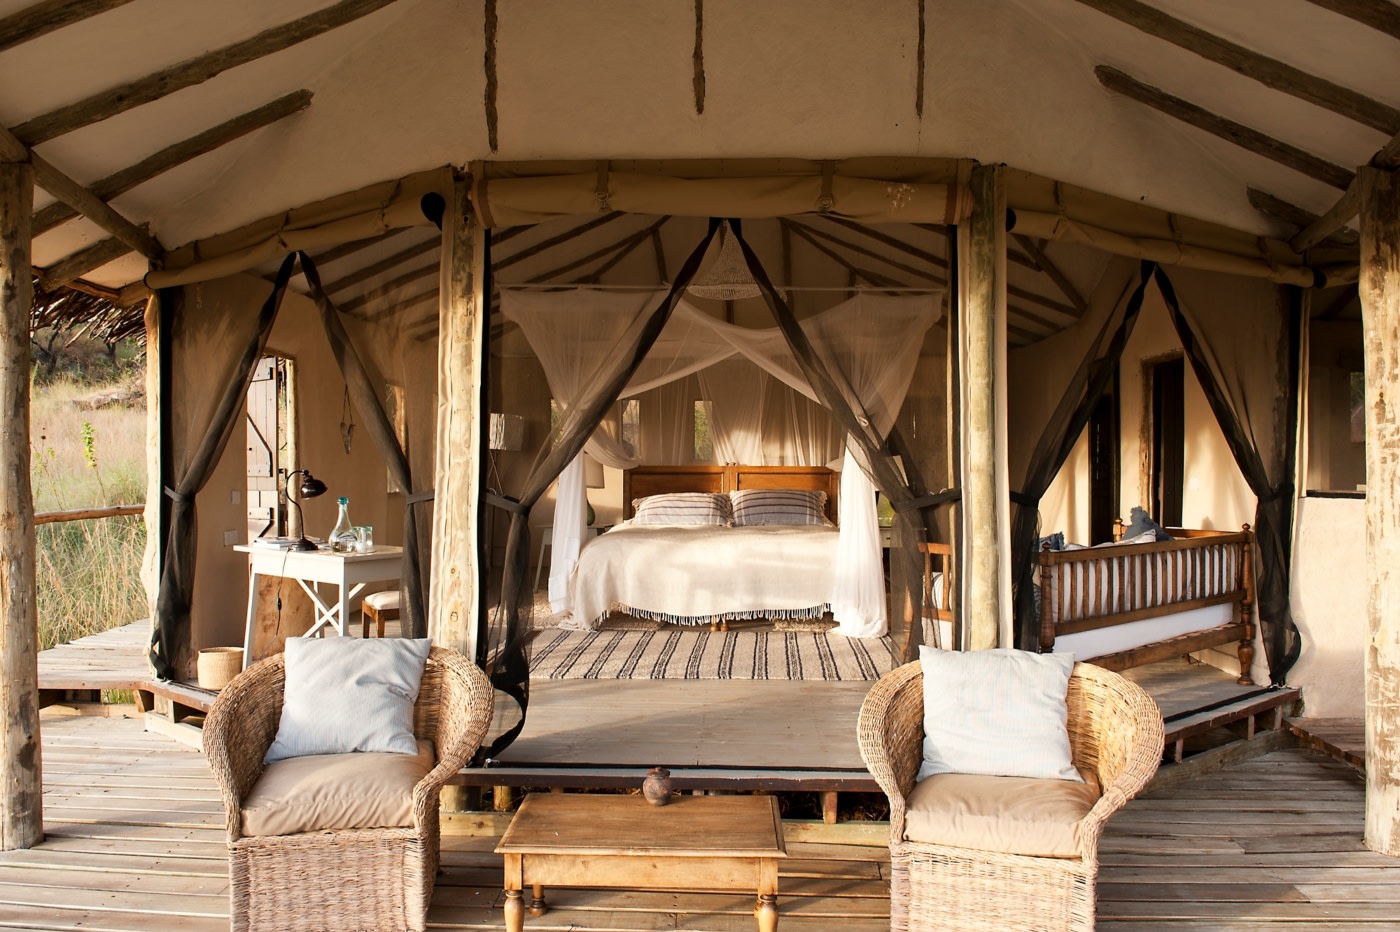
570,465,841,630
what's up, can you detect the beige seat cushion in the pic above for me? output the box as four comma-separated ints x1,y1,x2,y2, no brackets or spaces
904,770,1101,858
241,739,434,837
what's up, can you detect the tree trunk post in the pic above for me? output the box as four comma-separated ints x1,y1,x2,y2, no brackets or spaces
1361,165,1400,856
957,164,1009,650
0,158,42,850
429,171,485,664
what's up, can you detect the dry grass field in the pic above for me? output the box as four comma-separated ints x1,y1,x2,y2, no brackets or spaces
31,374,148,650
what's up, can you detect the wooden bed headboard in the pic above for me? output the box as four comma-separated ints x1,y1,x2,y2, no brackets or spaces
623,465,840,521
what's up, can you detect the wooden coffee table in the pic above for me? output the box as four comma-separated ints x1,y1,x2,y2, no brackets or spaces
496,793,787,931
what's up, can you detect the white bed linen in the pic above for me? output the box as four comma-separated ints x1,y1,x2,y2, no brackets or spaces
1051,604,1234,660
567,523,842,631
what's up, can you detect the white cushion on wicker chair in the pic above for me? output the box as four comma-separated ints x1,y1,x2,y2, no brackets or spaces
242,739,435,837
265,636,432,763
904,771,1101,858
918,646,1081,782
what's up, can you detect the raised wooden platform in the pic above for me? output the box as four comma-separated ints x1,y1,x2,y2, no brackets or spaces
11,709,1400,930
1287,716,1364,770
1125,659,1302,763
37,620,152,707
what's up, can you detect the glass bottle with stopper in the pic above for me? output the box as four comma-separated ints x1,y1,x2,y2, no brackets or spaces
329,496,357,552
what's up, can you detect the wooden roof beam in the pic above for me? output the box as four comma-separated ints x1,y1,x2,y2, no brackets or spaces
787,218,946,285
1072,0,1400,134
324,236,437,295
36,235,132,291
338,261,437,316
1292,178,1362,252
0,0,135,54
1011,234,1088,314
520,216,669,284
791,218,1080,322
1318,283,1358,320
1096,66,1354,190
0,124,160,259
306,233,391,268
364,285,440,323
1248,187,1359,246
911,220,1042,275
1302,0,1400,41
11,0,397,146
1277,125,1400,253
577,217,670,283
32,90,313,236
492,211,624,272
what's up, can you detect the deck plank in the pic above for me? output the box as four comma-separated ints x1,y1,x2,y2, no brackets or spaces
9,670,1400,930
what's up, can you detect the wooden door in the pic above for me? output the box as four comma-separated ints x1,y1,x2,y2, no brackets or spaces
1151,357,1184,527
245,357,284,540
1088,387,1119,545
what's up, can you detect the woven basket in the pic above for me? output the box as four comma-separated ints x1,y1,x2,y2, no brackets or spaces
197,647,244,691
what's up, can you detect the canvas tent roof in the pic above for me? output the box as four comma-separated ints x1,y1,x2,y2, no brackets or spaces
3,0,1395,332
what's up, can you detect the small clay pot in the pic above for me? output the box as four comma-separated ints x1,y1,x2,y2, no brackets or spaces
642,767,672,806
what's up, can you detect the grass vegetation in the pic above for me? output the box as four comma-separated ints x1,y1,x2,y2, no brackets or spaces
31,371,147,651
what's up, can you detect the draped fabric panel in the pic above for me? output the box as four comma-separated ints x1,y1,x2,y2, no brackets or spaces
1009,261,1154,651
479,220,723,761
150,255,297,679
1153,267,1302,683
297,251,432,639
501,268,940,638
728,221,945,654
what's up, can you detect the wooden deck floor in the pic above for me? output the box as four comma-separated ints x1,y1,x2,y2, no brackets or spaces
11,708,1400,931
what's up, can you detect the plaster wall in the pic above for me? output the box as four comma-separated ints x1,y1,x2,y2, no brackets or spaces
188,275,401,654
1289,496,1366,717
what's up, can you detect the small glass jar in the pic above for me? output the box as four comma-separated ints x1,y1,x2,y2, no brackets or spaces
355,526,373,552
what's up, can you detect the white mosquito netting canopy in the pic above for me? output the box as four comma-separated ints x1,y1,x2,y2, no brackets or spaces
503,289,942,638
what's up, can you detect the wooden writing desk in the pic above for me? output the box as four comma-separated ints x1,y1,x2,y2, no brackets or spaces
496,793,786,931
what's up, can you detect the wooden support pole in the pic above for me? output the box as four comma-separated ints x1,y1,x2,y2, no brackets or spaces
431,173,484,815
0,124,160,259
0,159,42,850
1360,165,1400,856
429,171,485,663
1248,187,1360,246
958,165,1008,651
1292,177,1363,253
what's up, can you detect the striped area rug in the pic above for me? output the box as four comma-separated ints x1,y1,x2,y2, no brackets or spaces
530,628,899,681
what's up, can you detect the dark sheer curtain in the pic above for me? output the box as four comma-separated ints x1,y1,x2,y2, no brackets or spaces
730,221,952,660
150,255,297,679
1010,261,1154,651
478,220,722,762
1153,266,1302,683
297,251,431,639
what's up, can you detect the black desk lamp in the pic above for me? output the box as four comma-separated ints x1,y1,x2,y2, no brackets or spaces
284,468,327,551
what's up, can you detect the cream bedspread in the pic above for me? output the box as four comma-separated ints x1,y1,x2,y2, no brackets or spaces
568,524,840,629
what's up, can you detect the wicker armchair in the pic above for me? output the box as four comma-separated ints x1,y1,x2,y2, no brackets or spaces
204,646,494,932
858,660,1163,932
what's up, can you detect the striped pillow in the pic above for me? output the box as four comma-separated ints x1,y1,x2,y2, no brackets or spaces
631,492,732,526
730,488,829,527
